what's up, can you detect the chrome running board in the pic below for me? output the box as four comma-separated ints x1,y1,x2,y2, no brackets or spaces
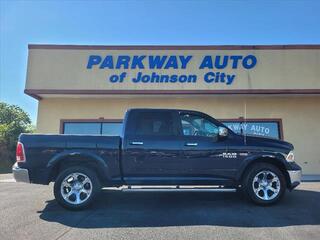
103,185,237,192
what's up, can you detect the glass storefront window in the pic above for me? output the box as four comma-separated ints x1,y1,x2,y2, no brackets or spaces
222,121,281,139
63,122,123,135
101,123,123,136
63,123,101,135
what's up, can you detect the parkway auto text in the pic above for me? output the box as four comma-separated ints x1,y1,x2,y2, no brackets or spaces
86,54,257,85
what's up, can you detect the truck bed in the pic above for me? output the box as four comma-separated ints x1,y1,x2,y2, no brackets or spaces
18,134,121,184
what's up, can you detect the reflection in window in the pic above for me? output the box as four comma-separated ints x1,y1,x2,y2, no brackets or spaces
64,123,101,135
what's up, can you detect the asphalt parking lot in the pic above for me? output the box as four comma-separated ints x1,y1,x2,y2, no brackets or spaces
0,174,319,240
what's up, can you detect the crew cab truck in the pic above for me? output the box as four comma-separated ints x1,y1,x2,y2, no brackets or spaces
12,109,302,210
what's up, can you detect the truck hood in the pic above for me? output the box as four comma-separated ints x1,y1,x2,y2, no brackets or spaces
242,135,293,153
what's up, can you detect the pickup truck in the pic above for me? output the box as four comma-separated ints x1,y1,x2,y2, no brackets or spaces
12,108,302,210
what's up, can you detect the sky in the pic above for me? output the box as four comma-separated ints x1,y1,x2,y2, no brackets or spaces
0,0,320,124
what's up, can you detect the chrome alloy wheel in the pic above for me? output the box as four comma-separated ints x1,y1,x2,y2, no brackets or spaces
252,170,281,201
60,172,93,205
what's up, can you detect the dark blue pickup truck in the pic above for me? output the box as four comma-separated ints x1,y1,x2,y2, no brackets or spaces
13,108,301,210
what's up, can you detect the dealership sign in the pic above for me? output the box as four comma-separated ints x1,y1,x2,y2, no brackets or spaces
86,54,257,86
26,46,320,92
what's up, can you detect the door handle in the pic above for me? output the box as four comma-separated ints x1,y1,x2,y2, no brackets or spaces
130,141,144,145
185,142,198,146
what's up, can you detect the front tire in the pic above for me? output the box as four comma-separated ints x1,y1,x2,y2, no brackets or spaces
54,166,101,210
242,163,286,205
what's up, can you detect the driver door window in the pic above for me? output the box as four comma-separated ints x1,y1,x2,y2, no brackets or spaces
180,113,219,138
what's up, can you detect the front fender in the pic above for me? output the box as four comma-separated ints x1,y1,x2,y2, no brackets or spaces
235,151,288,181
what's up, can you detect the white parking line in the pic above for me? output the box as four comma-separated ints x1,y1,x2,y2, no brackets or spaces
0,179,15,183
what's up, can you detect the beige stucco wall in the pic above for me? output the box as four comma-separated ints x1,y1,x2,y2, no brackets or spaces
36,96,320,175
27,46,320,176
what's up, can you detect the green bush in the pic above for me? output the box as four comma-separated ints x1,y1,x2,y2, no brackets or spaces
0,102,35,173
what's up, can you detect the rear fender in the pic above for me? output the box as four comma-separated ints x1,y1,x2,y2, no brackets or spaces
47,150,111,183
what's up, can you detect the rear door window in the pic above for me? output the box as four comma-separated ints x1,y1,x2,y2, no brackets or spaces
132,111,177,136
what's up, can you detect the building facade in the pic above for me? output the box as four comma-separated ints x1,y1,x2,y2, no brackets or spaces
25,44,320,179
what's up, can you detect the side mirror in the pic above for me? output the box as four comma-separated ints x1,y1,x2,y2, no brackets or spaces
218,126,228,138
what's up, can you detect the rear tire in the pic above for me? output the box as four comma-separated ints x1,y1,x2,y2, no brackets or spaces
242,163,286,205
54,166,101,210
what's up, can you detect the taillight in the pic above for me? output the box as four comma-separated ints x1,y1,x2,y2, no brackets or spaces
16,142,26,162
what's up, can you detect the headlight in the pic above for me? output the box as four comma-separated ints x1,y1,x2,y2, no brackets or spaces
286,151,295,162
